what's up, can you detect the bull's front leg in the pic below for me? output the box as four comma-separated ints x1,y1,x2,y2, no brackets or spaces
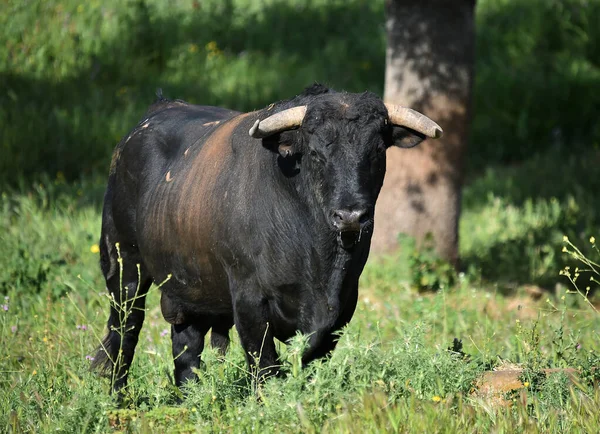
301,285,358,365
233,289,281,383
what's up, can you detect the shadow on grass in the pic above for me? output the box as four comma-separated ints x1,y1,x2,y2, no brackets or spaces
460,149,600,287
0,0,384,185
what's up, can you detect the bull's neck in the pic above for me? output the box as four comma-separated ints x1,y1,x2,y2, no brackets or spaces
293,164,355,295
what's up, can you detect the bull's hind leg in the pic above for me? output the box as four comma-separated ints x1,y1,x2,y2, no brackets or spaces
164,307,232,386
170,321,210,386
210,314,233,355
92,239,152,394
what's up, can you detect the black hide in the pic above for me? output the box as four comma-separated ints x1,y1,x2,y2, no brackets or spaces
92,85,425,391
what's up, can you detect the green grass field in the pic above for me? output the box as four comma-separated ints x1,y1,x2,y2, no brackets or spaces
3,159,600,432
2,0,600,432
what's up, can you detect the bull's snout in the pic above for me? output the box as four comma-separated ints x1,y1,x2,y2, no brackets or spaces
332,208,368,233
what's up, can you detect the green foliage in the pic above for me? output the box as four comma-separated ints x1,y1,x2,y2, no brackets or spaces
2,203,600,432
461,148,600,286
473,0,600,169
2,178,595,431
0,0,385,184
3,0,600,431
0,176,104,300
400,234,457,292
2,0,599,183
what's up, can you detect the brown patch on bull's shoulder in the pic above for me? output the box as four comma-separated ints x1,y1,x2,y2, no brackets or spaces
165,171,174,182
195,113,250,162
175,113,251,238
202,120,221,127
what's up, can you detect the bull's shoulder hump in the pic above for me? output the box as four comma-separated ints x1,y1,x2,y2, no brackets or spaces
146,103,242,125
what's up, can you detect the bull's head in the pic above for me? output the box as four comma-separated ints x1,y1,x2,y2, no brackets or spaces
249,92,442,248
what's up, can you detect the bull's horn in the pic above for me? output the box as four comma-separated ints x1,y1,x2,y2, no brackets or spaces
384,103,443,139
249,106,307,138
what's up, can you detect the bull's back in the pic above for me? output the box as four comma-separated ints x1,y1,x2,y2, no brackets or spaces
120,107,252,309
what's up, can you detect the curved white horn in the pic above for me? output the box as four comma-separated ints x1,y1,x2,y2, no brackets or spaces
249,106,307,138
384,103,443,139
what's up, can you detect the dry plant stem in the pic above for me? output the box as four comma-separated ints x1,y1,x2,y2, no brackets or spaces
562,238,599,314
97,243,172,393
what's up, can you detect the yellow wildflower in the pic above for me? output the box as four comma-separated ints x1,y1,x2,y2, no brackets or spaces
90,244,100,253
432,396,442,402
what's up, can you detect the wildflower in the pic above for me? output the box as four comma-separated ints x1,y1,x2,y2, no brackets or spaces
90,244,100,253
2,304,8,311
160,328,169,337
11,326,17,333
76,324,88,331
563,235,569,242
523,381,530,387
591,237,596,244
432,396,442,402
85,355,95,361
577,344,582,350
32,370,37,375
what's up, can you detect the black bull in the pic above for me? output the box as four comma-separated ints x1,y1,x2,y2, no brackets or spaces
92,85,442,392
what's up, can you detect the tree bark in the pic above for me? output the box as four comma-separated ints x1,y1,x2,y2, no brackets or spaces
373,0,476,265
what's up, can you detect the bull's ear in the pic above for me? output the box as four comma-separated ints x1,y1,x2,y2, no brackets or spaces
390,125,427,149
277,144,293,158
262,132,297,158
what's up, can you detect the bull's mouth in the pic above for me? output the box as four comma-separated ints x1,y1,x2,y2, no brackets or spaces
337,230,361,249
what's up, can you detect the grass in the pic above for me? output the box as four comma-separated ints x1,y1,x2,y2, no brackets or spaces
1,0,599,183
2,0,600,431
2,157,600,432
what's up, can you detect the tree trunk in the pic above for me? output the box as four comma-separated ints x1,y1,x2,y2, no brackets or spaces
373,0,476,265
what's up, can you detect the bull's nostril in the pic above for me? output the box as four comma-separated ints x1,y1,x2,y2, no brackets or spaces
332,209,369,230
357,210,369,224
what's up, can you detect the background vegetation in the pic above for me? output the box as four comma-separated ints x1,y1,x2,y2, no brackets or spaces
2,0,600,431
